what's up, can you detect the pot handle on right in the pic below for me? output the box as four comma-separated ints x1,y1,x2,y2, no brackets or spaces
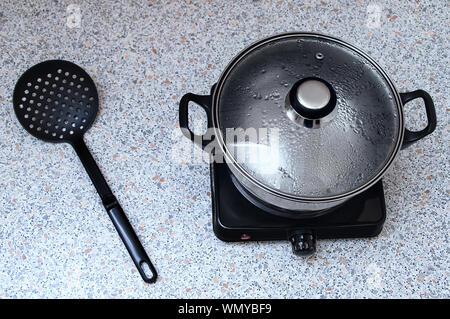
400,90,437,149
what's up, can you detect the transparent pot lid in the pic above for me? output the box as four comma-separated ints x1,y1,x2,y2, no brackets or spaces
215,33,402,199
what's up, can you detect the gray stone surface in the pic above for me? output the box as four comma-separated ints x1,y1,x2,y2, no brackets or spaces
0,0,448,298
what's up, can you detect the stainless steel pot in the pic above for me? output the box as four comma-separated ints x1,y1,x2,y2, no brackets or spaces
179,32,436,217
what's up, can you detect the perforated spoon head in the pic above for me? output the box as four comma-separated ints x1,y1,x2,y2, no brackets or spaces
13,60,99,143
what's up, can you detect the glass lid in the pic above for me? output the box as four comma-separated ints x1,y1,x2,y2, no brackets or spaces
215,33,402,199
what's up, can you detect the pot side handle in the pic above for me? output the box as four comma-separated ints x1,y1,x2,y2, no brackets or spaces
179,93,213,149
400,90,437,149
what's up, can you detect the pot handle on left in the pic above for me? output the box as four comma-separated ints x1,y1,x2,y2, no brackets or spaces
400,90,437,149
179,93,213,149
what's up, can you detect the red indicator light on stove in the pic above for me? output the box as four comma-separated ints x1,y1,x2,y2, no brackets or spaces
240,234,251,240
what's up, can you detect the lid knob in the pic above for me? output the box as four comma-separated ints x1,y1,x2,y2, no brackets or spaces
296,79,331,110
285,77,337,128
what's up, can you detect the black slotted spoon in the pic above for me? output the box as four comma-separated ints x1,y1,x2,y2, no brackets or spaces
13,60,157,284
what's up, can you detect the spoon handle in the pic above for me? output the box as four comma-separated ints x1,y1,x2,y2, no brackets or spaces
106,200,158,283
71,137,157,283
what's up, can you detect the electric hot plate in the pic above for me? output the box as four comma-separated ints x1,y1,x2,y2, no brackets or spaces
211,162,386,255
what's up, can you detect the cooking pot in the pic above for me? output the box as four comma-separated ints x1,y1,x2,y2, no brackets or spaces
179,32,436,217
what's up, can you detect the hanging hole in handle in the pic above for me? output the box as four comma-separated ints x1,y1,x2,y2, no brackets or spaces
140,260,157,283
403,97,428,132
187,101,208,136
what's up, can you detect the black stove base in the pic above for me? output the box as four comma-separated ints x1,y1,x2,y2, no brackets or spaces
211,162,386,254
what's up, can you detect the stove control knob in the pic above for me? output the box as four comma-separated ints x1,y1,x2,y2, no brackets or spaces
289,232,316,256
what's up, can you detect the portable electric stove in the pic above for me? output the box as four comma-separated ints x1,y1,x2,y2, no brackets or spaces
211,162,386,255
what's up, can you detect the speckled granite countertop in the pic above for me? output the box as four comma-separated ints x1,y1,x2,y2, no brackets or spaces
0,0,448,298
